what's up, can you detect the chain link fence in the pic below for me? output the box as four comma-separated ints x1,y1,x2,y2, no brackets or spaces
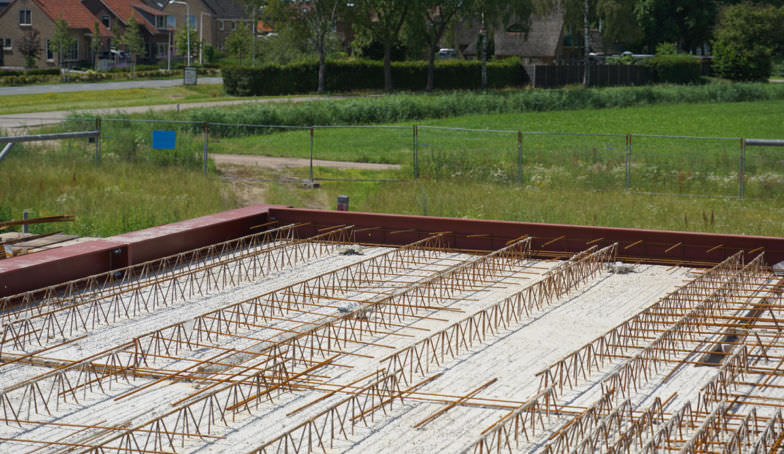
2,116,781,200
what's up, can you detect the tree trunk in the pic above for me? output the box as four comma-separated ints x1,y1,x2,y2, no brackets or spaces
480,27,487,90
317,35,326,94
383,40,392,92
426,44,435,92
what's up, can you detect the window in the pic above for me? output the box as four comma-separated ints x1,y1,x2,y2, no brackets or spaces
19,9,31,26
155,15,167,29
101,15,110,28
218,20,223,31
188,15,197,31
231,21,236,30
167,15,176,28
156,42,168,57
1,38,11,50
45,39,53,61
64,40,78,61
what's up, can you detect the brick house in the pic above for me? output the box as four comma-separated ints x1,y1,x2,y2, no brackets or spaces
0,0,112,68
82,0,170,63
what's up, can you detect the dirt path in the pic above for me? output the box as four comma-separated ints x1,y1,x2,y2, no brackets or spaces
210,153,401,171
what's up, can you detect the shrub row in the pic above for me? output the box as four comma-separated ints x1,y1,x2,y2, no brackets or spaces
183,82,784,136
646,55,702,84
0,68,61,77
0,67,220,86
222,59,524,96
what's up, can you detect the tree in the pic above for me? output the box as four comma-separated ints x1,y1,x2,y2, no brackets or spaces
631,0,717,53
19,29,42,68
225,27,250,61
352,0,411,91
242,0,267,66
91,21,102,70
268,0,348,94
49,18,75,69
713,2,783,81
407,0,468,92
120,16,146,77
175,27,201,64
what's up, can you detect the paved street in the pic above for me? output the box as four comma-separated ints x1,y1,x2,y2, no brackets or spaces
0,77,223,96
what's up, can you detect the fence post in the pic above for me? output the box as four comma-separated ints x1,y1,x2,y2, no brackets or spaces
95,117,101,165
203,122,209,175
625,134,631,190
310,126,315,183
739,138,745,200
517,131,523,185
413,125,419,179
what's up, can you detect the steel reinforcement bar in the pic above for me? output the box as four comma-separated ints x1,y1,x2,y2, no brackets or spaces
248,367,417,454
721,408,761,454
382,244,617,387
749,409,784,454
0,235,447,426
0,225,353,354
69,237,532,453
541,390,616,454
567,398,634,454
599,253,768,399
466,385,560,454
535,251,746,397
606,397,667,454
0,223,299,319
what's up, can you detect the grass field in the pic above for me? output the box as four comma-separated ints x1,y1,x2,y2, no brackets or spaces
190,100,784,198
5,91,784,238
0,85,246,114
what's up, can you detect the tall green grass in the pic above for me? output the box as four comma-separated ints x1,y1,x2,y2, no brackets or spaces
263,178,784,237
0,141,236,237
179,82,784,136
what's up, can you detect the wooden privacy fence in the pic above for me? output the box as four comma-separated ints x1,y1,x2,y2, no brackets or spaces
523,64,653,88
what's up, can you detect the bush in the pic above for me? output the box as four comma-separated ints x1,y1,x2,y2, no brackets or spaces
712,3,783,81
222,58,524,96
647,55,702,84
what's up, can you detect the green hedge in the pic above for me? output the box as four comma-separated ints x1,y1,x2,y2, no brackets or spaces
222,59,524,96
647,55,702,84
0,68,60,77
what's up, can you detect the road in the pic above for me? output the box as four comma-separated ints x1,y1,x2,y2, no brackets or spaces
212,153,401,171
0,94,343,131
0,77,223,96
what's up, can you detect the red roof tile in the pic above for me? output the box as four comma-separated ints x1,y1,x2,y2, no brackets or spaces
34,0,112,36
99,0,162,34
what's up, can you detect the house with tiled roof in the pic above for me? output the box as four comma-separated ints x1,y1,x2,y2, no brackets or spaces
0,0,112,68
82,0,171,64
453,9,597,64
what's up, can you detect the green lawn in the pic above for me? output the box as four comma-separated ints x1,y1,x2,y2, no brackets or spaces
5,94,784,238
202,100,784,198
0,85,248,114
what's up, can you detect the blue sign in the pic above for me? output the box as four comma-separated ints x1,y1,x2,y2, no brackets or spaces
152,130,176,150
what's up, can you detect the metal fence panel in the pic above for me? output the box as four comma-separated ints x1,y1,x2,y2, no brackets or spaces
628,135,739,197
521,132,627,191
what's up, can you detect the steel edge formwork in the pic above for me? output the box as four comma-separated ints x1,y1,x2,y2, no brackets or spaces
1,204,783,297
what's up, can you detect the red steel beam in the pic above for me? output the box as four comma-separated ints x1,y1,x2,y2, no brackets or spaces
269,208,784,266
2,205,783,298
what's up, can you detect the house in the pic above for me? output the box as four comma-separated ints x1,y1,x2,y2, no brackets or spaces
454,10,598,64
82,0,170,64
153,0,252,62
0,0,112,68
